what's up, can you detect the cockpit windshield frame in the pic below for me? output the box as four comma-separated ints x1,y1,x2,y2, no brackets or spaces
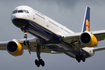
12,10,29,14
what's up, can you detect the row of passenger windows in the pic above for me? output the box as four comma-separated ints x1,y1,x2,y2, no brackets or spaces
12,10,29,14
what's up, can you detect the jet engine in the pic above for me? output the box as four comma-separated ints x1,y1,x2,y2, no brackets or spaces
80,32,97,47
6,40,23,56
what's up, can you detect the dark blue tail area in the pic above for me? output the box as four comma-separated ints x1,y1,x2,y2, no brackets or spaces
81,7,90,32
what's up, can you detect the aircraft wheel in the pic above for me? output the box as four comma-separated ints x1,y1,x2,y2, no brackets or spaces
76,55,81,63
35,59,40,67
82,58,85,62
81,54,86,62
23,40,30,45
27,40,30,45
35,59,45,67
23,41,26,45
76,54,86,62
39,59,45,67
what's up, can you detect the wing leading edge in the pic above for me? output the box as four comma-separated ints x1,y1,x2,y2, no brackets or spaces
0,38,52,54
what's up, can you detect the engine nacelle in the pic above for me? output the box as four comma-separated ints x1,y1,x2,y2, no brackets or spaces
82,47,94,57
6,40,23,56
80,32,97,47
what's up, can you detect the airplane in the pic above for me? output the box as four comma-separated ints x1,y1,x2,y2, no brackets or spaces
0,5,105,67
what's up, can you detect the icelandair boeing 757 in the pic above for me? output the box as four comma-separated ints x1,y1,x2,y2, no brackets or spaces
0,5,105,67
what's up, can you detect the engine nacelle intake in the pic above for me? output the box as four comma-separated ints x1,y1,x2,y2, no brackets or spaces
80,32,97,47
6,40,23,56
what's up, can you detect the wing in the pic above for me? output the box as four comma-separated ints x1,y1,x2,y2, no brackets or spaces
62,32,81,44
62,30,105,41
62,6,105,48
0,38,52,54
61,32,84,50
0,41,8,50
61,6,90,49
92,30,105,41
62,30,105,48
93,46,105,52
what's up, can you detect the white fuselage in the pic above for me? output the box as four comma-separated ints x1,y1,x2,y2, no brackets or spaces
11,6,74,36
11,5,94,58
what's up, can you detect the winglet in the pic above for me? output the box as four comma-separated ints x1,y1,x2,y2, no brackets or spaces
81,7,90,32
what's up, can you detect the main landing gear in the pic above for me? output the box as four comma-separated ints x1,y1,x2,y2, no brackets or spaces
35,58,45,67
23,30,45,67
76,53,86,62
35,44,45,67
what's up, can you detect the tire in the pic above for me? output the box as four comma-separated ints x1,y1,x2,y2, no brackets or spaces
80,54,86,62
35,59,40,67
27,40,30,45
35,59,38,65
76,55,81,63
39,59,45,67
23,41,26,45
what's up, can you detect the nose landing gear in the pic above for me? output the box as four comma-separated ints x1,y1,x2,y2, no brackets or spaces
23,31,30,45
21,28,30,46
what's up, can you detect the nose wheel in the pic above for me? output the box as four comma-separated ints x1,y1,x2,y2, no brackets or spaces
23,40,30,45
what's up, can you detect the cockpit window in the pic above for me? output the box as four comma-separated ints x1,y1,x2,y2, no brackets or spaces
18,10,23,13
12,10,29,14
24,10,29,13
12,10,17,14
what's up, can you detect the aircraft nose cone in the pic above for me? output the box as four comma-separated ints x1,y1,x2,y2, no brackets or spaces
11,13,28,28
12,18,28,28
11,14,24,20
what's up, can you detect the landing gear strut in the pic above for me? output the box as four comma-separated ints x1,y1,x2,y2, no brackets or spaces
75,42,86,63
23,30,30,45
35,44,45,67
22,29,31,54
22,28,45,67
